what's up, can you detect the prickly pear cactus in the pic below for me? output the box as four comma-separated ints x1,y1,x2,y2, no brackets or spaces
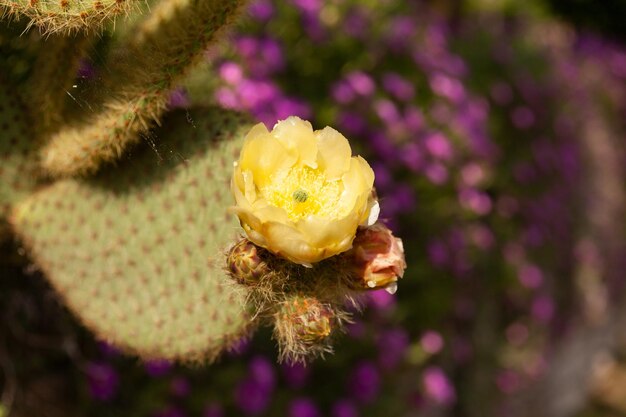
0,78,41,237
11,108,254,361
1,0,391,364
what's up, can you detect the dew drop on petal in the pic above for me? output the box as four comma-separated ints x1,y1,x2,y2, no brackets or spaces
367,201,380,226
385,282,398,295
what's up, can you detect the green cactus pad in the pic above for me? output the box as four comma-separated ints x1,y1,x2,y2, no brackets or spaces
0,77,40,236
11,107,256,361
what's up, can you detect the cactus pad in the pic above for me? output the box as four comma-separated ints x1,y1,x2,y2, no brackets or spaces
0,78,40,236
11,107,256,361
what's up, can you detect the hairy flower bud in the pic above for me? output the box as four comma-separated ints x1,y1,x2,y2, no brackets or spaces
226,238,270,285
279,295,334,343
347,223,406,294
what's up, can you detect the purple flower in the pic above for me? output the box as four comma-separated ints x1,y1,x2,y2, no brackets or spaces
234,378,272,416
511,106,535,129
281,361,310,389
272,97,312,121
427,239,448,267
346,71,375,97
331,399,359,417
249,356,276,391
404,106,424,131
170,376,191,398
377,328,410,370
422,367,456,406
234,357,276,415
531,295,555,324
382,72,415,101
153,407,187,417
424,132,453,161
331,81,356,104
420,331,444,354
248,0,274,22
344,8,369,39
367,289,396,311
374,99,401,124
86,362,119,401
168,88,189,109
424,163,449,185
215,87,240,109
348,362,381,404
385,16,416,51
288,398,321,417
517,264,543,289
337,111,368,136
430,73,465,103
144,359,172,377
219,62,244,85
290,0,320,14
496,370,522,394
458,188,492,215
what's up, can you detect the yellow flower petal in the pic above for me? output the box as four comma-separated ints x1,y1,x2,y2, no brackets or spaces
296,214,357,252
272,117,318,169
262,221,318,265
339,157,371,212
315,126,351,180
240,124,297,188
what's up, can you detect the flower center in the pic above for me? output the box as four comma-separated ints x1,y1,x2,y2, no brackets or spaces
262,166,347,221
292,189,309,203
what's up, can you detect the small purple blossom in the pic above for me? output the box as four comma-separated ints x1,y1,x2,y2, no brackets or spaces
348,362,381,404
377,328,410,370
331,399,359,417
420,331,444,354
288,398,321,417
170,376,191,397
382,72,415,101
281,361,310,389
144,359,172,377
86,362,119,401
422,367,456,406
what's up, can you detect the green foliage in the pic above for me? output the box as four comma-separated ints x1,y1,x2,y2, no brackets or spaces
11,108,254,362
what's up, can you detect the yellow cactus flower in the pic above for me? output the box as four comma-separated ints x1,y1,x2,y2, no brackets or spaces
231,116,378,266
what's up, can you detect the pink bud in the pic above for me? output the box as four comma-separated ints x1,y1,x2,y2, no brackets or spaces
347,224,406,293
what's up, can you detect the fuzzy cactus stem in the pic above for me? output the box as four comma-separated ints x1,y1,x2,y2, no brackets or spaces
39,0,248,178
24,32,90,132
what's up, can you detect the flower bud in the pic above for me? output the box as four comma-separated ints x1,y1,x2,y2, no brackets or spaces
278,295,334,343
226,238,270,285
347,223,406,293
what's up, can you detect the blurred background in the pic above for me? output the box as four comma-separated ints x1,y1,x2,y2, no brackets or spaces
1,0,626,416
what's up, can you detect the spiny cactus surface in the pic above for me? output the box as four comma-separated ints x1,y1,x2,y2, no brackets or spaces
40,0,246,178
0,78,40,236
0,0,137,35
11,107,255,362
